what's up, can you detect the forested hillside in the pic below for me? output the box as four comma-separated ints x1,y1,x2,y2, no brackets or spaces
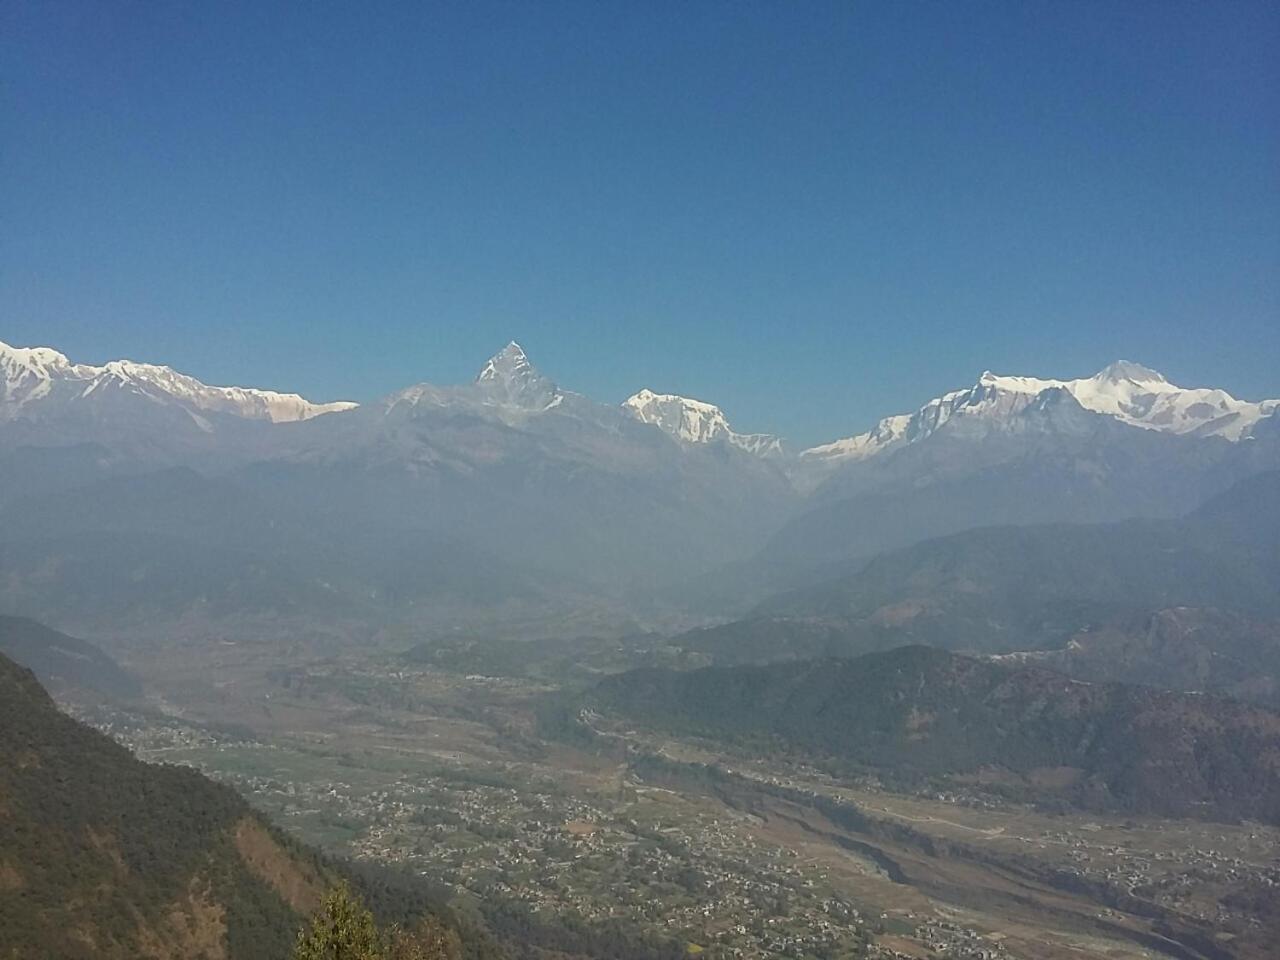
587,646,1280,824
0,652,486,960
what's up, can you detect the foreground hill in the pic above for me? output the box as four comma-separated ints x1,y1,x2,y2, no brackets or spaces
586,646,1280,824
0,651,329,958
0,652,483,960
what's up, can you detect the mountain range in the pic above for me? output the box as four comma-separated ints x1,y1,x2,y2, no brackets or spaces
996,607,1280,710
672,470,1280,693
6,337,1276,468
767,471,1280,639
0,341,356,424
804,360,1278,466
1,335,1277,636
5,333,1280,958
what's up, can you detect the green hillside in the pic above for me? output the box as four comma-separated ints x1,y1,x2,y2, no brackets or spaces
587,646,1280,824
0,651,493,960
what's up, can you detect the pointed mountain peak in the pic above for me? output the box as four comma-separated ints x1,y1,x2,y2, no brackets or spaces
491,340,528,364
476,341,533,383
474,341,561,410
1094,360,1167,384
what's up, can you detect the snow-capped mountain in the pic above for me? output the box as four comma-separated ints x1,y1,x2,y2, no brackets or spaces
212,342,797,595
384,341,572,422
475,341,565,410
803,361,1279,465
1,334,1277,635
0,338,356,424
623,389,784,457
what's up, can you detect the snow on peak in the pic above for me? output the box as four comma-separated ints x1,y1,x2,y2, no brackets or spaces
0,341,75,374
0,340,84,412
1095,360,1168,385
804,361,1277,464
623,389,784,457
476,341,529,381
624,389,732,443
0,337,357,423
474,341,561,410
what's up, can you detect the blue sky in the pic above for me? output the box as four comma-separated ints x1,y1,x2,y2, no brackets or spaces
3,1,1277,445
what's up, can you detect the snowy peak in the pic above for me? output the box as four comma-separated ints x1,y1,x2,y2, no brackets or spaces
623,389,784,457
0,338,356,424
475,341,532,383
474,341,562,410
1,343,77,379
623,389,733,444
804,361,1278,464
1094,360,1168,386
1,342,82,410
992,362,1269,439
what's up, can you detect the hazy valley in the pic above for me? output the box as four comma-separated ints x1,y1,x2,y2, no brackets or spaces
4,335,1280,959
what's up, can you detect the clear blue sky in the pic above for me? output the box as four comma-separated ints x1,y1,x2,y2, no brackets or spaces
3,1,1277,445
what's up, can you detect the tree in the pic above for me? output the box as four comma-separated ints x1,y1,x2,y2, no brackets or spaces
292,884,383,960
291,884,462,960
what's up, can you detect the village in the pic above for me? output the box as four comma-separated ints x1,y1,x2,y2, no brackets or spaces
70,653,1280,960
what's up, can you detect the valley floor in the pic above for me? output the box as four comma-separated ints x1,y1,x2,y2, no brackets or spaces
74,636,1280,960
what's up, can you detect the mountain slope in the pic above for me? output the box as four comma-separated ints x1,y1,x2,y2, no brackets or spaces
999,607,1280,709
622,389,784,457
0,467,553,637
0,652,504,960
0,615,141,700
803,361,1279,467
1,338,355,425
586,646,1280,824
3,338,1277,631
773,363,1280,566
0,343,798,631
241,343,798,591
697,472,1280,661
0,651,336,959
775,415,1278,567
0,339,357,474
